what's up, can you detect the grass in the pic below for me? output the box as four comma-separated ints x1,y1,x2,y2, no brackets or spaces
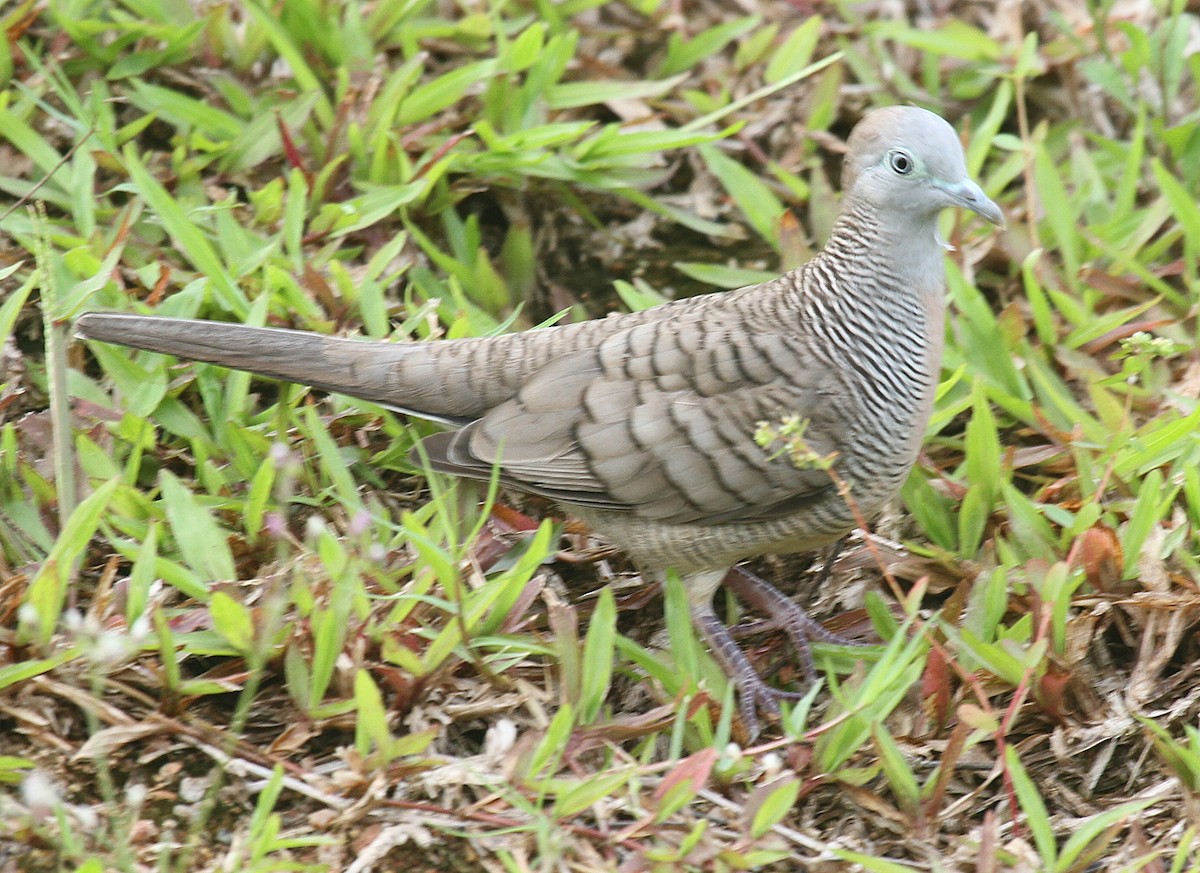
2,0,1200,869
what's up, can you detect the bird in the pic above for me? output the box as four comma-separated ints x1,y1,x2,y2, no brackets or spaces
76,105,1003,738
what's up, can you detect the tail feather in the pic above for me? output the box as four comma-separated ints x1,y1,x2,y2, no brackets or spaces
75,313,467,425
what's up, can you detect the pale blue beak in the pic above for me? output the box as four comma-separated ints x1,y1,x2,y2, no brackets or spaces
943,177,1004,228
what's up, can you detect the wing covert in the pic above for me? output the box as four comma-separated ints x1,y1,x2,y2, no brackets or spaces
421,313,847,525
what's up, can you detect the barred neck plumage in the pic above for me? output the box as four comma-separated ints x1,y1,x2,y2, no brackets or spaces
810,198,947,308
789,197,946,405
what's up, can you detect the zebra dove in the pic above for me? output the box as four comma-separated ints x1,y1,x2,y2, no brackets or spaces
76,106,1002,737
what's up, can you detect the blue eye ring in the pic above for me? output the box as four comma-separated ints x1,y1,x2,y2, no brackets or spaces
888,149,914,175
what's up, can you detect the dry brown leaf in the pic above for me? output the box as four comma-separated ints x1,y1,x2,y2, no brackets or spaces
73,721,165,759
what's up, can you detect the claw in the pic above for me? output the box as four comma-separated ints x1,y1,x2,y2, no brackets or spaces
683,540,876,740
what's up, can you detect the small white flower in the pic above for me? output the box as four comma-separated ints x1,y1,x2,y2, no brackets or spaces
63,609,84,633
484,719,518,762
21,771,59,818
125,782,148,808
305,515,327,541
760,752,784,780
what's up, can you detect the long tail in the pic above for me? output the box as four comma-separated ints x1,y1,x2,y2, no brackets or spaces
75,313,466,424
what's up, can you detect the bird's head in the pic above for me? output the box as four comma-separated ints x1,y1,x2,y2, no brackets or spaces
841,105,1004,230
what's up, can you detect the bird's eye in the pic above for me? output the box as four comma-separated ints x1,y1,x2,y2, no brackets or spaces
888,150,914,175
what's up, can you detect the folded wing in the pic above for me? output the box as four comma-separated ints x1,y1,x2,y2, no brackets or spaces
421,314,844,526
